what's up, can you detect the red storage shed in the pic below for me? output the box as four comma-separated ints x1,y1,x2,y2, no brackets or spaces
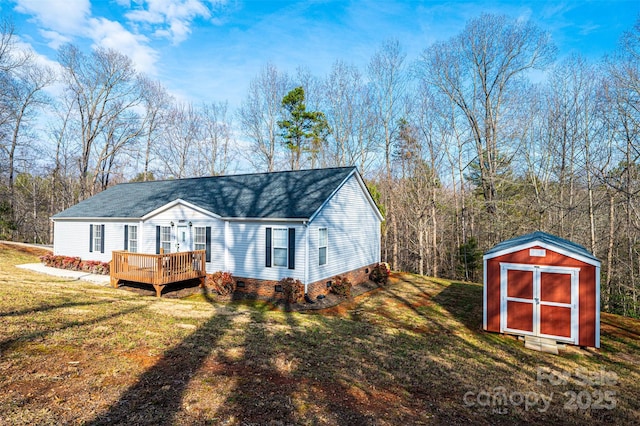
483,231,601,348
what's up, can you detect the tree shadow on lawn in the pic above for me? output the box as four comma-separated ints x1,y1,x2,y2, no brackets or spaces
87,290,235,425
206,290,572,424
0,299,111,318
0,303,146,354
430,281,484,332
209,304,383,425
83,277,636,425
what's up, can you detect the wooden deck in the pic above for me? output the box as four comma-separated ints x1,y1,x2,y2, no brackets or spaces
110,250,206,297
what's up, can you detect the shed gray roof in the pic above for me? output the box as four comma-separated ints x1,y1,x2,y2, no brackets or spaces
53,167,358,220
484,231,599,262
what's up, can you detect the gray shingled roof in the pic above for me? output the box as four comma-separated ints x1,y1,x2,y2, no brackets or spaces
484,231,599,262
53,167,356,220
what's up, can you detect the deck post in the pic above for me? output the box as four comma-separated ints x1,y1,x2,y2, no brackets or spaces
152,284,164,298
156,253,163,284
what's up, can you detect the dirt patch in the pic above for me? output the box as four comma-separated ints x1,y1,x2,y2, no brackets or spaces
122,348,161,369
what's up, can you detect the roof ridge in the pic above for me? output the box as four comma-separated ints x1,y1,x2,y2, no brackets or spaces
116,166,357,186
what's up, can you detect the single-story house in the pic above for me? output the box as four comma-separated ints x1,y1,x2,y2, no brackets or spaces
483,231,601,348
52,167,383,298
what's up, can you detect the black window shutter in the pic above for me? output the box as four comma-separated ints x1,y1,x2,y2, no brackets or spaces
205,226,211,263
89,225,93,252
124,225,128,250
265,227,272,267
156,226,161,254
288,228,295,270
100,225,105,253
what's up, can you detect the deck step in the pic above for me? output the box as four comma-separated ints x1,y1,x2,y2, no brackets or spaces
524,336,559,354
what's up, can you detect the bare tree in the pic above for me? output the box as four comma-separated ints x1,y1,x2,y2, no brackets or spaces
418,14,556,217
3,62,54,227
368,39,410,269
237,63,289,172
600,18,640,316
58,44,141,198
368,39,409,179
200,101,234,175
156,102,201,179
322,60,377,171
138,76,173,181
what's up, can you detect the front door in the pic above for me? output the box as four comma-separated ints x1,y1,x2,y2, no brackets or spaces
500,263,579,343
175,225,191,252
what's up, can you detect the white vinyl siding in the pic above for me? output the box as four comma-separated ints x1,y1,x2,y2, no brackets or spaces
225,221,305,282
307,174,381,283
129,225,138,253
53,220,128,262
319,228,327,265
161,226,171,253
273,228,288,267
194,227,206,251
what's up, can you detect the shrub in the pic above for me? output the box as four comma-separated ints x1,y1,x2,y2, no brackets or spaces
279,277,304,304
208,271,236,295
330,275,352,298
369,262,391,285
39,254,110,275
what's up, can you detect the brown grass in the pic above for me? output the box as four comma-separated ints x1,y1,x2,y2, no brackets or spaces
0,245,638,425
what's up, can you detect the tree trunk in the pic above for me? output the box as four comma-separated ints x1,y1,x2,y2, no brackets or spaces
605,192,615,312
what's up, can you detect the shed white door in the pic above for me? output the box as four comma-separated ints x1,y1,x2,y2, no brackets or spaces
500,263,579,343
175,225,192,252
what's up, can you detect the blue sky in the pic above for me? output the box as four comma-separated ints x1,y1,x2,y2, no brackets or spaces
4,0,639,108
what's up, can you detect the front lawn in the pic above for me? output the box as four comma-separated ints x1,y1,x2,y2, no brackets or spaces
0,243,638,425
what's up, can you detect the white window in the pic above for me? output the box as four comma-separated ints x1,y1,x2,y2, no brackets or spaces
129,225,137,253
161,226,172,253
93,224,102,253
273,228,288,267
319,227,327,266
194,227,206,251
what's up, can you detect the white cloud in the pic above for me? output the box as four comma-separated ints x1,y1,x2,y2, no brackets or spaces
88,17,158,73
125,0,220,44
38,29,73,50
14,0,91,35
13,0,163,74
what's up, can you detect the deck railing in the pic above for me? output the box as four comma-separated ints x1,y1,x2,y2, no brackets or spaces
110,250,206,297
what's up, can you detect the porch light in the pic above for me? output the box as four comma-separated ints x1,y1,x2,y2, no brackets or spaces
170,221,174,227
188,221,192,227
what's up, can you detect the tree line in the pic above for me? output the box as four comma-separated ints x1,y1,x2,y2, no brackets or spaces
1,14,639,317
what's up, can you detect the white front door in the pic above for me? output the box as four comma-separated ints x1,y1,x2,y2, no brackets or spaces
175,225,191,252
500,263,579,344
